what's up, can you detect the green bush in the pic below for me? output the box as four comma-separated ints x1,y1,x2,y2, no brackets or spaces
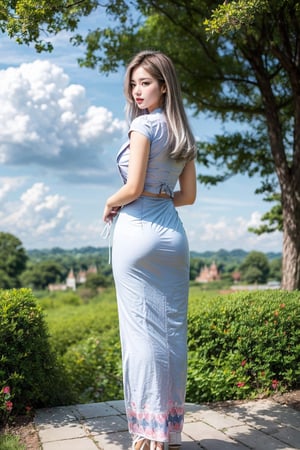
62,335,123,403
187,290,300,403
41,289,119,355
37,288,122,405
0,289,73,422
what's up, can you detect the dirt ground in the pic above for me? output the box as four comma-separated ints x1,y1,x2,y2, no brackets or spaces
1,414,40,450
2,390,300,449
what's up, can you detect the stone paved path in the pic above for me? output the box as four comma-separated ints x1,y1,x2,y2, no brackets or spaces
34,399,300,449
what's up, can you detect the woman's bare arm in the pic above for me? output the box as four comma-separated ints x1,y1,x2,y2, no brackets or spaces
103,131,150,222
173,160,197,207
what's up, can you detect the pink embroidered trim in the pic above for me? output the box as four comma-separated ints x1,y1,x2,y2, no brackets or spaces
126,403,184,441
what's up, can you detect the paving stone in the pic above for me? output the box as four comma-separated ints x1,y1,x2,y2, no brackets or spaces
181,433,205,449
190,409,243,430
226,412,286,434
226,424,291,449
76,402,118,419
185,403,210,414
34,400,300,450
84,414,128,435
226,401,300,434
38,423,86,443
93,430,132,450
185,405,212,424
183,420,248,449
265,405,300,430
106,400,127,415
273,426,300,448
42,437,99,449
34,405,80,426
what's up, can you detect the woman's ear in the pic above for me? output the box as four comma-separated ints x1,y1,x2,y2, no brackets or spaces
161,84,167,94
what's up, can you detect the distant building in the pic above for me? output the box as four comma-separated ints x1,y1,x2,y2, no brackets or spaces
77,269,87,284
87,264,97,275
195,262,220,283
48,283,67,292
66,268,76,291
48,265,98,292
232,270,241,283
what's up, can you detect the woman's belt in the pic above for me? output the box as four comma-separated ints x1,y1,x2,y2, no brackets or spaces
141,190,172,199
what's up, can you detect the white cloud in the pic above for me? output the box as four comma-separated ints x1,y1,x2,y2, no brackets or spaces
0,177,24,201
0,182,71,239
183,210,282,253
201,196,257,209
0,179,107,249
0,60,126,182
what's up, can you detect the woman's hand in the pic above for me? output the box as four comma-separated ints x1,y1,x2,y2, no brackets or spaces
102,131,150,223
103,205,121,223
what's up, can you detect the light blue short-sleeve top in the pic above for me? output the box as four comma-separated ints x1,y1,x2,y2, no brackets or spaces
116,108,185,197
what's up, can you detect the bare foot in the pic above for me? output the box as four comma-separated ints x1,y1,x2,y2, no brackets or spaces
150,442,164,450
133,437,150,450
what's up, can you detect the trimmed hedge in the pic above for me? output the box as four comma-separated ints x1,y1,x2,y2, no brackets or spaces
62,335,123,404
1,287,299,418
187,290,300,402
0,289,73,422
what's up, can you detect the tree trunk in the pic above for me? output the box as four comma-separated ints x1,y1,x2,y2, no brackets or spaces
246,48,300,290
281,187,300,290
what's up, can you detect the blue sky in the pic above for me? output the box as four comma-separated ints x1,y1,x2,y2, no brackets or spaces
0,11,282,253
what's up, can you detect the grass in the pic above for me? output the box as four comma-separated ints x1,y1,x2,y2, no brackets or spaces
0,434,25,450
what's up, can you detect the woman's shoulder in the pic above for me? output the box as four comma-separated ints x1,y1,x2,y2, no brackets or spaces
130,113,150,128
129,113,153,138
131,109,165,125
134,111,166,128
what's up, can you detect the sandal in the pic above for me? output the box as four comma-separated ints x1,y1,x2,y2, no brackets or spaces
132,436,150,450
150,442,164,450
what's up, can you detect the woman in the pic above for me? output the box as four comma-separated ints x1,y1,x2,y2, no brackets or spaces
103,50,197,450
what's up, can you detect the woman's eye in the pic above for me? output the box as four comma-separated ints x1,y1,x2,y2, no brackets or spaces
142,82,150,86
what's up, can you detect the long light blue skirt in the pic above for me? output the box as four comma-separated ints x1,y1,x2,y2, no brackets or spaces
112,196,189,443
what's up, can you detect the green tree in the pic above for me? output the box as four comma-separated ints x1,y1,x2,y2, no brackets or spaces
0,269,14,289
84,272,112,290
269,258,282,282
249,193,283,235
0,0,100,52
189,257,205,281
242,266,263,284
20,260,65,290
239,251,270,284
0,232,27,288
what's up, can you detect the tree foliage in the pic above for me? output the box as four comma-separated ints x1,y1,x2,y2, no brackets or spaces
240,251,270,284
20,260,65,290
0,0,99,51
249,193,283,235
0,232,27,288
269,258,282,282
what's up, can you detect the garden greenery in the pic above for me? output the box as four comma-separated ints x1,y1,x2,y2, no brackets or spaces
187,288,300,402
0,287,299,426
0,288,72,424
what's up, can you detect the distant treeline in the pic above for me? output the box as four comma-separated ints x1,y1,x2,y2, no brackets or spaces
28,246,282,262
190,248,282,262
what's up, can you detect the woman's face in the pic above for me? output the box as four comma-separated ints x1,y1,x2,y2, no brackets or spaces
130,66,165,112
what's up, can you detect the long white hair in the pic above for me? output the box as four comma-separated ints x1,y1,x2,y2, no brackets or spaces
124,50,196,161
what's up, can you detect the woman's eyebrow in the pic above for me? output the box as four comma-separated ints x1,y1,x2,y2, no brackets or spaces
130,77,152,82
